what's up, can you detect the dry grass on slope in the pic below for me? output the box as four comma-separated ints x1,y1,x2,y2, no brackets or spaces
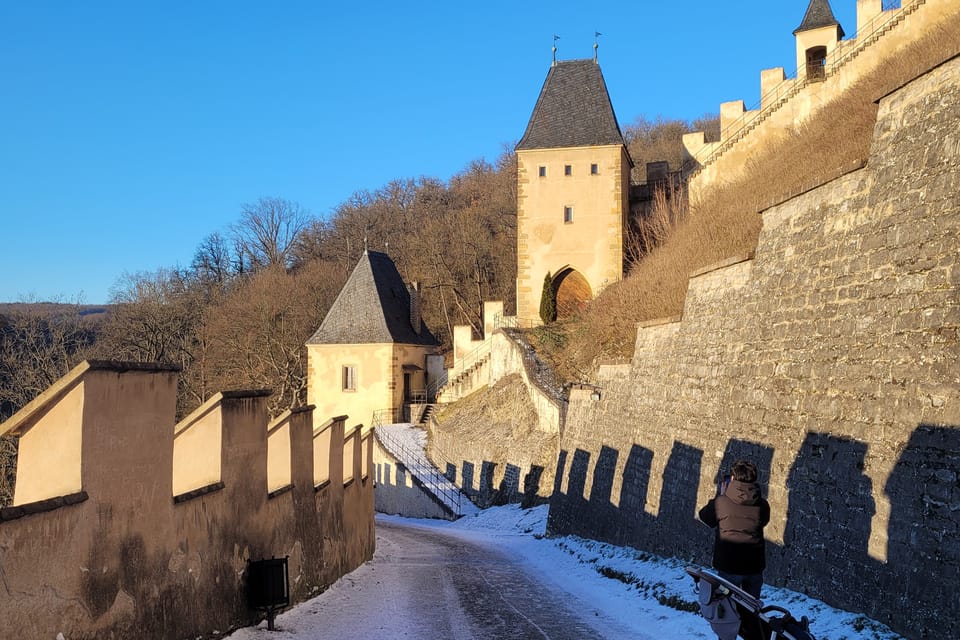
430,375,558,501
532,15,960,383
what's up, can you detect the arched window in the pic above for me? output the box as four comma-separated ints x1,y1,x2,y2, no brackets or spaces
805,46,827,81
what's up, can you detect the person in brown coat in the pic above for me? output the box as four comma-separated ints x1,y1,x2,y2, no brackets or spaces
698,459,771,599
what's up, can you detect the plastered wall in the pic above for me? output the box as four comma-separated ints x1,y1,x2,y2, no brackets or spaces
687,0,960,195
0,361,375,640
516,145,629,324
373,439,455,519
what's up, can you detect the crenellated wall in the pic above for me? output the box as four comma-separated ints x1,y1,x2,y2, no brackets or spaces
549,54,960,639
685,0,960,195
0,360,375,640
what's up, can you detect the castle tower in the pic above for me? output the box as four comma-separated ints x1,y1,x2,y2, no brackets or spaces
794,0,846,81
515,59,631,324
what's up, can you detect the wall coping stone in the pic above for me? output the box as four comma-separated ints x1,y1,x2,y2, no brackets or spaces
637,315,683,329
689,254,755,280
267,484,294,500
759,159,867,213
0,491,89,522
172,481,225,505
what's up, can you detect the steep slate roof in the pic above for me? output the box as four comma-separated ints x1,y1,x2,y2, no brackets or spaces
794,0,846,37
307,251,439,346
516,59,626,151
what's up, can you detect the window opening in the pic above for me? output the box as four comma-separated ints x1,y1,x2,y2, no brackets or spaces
806,46,827,81
342,365,356,391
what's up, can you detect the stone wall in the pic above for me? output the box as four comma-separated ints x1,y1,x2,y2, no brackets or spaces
549,56,960,639
429,374,559,508
0,361,375,640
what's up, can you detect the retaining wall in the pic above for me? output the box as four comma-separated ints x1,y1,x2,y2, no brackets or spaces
549,56,960,639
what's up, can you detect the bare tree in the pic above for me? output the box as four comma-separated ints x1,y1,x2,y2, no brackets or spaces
624,114,719,184
232,197,310,270
0,303,98,505
205,262,342,417
191,232,234,287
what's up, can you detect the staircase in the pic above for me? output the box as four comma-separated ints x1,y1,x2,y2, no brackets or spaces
372,413,477,518
435,340,492,403
418,403,435,425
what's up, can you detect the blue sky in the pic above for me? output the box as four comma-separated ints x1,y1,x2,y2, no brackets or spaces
0,1,857,304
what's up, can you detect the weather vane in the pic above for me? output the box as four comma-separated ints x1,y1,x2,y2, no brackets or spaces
594,31,602,63
552,34,560,65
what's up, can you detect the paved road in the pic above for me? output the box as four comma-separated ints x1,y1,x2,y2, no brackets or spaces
232,517,641,639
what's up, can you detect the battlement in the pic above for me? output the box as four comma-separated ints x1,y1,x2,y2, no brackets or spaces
683,0,955,193
0,360,375,639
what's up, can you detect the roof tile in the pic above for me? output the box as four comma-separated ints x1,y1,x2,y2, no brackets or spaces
516,59,625,151
307,251,439,346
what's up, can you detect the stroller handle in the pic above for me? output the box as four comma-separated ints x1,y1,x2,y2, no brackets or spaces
760,605,792,616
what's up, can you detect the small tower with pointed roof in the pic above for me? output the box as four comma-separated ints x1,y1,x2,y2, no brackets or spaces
794,0,846,81
515,57,631,324
306,250,440,428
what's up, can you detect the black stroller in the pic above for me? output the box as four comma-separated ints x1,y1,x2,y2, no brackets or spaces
686,566,816,640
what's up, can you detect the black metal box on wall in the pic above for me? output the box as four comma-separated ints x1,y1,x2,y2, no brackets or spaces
247,556,290,628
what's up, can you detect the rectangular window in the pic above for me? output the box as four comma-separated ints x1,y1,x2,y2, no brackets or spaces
538,166,547,177
590,163,599,175
564,164,572,176
563,206,573,223
342,365,356,391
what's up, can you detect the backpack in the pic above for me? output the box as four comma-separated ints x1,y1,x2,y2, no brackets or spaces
697,578,741,640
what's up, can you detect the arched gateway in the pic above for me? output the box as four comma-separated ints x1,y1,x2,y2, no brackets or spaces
553,268,592,318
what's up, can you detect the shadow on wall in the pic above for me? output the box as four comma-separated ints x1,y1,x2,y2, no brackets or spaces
374,458,457,521
447,458,547,509
546,425,960,639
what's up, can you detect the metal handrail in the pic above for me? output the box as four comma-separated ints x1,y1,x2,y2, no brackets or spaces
371,410,463,515
493,312,538,329
684,0,920,177
452,340,491,377
425,370,448,402
825,0,920,71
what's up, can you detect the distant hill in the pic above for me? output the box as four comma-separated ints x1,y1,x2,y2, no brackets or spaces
0,303,112,321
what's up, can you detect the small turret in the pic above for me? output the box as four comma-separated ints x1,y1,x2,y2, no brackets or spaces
793,0,846,81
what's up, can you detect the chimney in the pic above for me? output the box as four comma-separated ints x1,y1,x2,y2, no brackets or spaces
407,282,421,335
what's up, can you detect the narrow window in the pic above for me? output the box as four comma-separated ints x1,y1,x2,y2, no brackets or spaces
590,163,599,175
563,206,573,224
564,164,572,176
342,365,356,391
805,46,827,81
538,166,547,177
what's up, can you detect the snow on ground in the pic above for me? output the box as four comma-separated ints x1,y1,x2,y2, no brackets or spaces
433,505,906,640
231,504,905,640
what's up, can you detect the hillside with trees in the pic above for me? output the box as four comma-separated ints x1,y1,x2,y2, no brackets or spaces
0,110,721,505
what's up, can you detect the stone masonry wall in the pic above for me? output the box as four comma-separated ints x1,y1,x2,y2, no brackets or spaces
549,56,960,639
430,375,559,508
